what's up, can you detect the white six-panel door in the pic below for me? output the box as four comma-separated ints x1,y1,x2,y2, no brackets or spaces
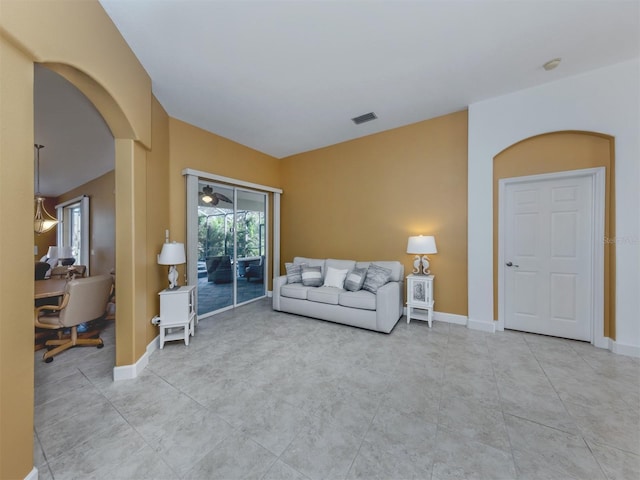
503,173,594,341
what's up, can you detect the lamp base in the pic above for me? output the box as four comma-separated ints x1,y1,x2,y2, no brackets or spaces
412,255,421,274
167,265,179,289
412,255,431,275
420,255,431,275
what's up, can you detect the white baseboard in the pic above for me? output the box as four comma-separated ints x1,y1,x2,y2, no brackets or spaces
593,335,609,349
401,309,468,326
25,467,38,480
495,325,638,358
433,311,468,326
113,334,159,381
467,317,497,333
267,290,273,298
609,339,640,358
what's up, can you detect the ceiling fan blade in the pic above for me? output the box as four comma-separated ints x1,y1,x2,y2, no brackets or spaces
214,192,233,204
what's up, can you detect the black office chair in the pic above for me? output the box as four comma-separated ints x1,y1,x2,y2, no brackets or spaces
35,262,50,280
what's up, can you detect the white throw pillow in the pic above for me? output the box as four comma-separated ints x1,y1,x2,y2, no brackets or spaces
323,266,349,289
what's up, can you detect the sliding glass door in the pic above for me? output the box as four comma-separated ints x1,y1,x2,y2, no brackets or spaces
196,181,266,317
235,189,266,303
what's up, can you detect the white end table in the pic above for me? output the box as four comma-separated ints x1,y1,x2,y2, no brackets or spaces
406,274,434,327
158,285,196,349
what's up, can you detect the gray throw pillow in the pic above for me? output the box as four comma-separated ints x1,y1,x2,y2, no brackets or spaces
344,267,367,292
362,264,392,293
301,265,323,287
286,262,307,284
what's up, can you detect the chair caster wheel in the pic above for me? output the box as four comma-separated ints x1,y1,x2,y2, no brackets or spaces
97,343,104,349
44,357,53,363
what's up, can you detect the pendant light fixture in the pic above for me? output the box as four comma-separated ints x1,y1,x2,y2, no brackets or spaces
34,144,58,234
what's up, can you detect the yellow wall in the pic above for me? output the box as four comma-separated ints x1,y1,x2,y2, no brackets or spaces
280,111,468,316
58,170,116,276
167,118,282,288
33,197,58,261
0,34,37,480
1,1,154,477
146,98,171,342
1,0,152,147
493,131,615,337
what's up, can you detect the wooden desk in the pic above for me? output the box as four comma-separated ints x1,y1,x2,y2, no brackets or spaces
35,278,68,300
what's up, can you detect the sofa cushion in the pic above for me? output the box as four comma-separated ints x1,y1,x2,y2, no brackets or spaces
326,259,356,272
363,263,392,293
301,265,323,287
294,257,326,279
308,286,341,305
281,283,311,300
356,261,403,282
339,290,376,310
344,267,367,292
323,266,348,289
285,262,307,284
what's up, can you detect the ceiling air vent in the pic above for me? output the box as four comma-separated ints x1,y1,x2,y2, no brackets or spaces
351,112,377,125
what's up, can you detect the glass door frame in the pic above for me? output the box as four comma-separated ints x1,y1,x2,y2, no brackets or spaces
184,169,282,320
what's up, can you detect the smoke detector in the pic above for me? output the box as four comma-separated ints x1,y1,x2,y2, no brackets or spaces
543,58,561,71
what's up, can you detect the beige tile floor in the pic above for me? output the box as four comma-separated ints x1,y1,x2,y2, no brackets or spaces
34,299,640,479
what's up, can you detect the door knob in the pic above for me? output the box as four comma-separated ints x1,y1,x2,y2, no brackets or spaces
505,261,519,267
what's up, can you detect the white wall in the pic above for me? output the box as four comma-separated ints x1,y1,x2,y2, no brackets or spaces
468,59,640,353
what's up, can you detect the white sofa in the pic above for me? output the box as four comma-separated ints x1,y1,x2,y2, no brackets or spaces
272,257,404,333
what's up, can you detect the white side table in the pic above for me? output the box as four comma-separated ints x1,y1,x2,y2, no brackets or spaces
158,285,196,349
406,274,434,327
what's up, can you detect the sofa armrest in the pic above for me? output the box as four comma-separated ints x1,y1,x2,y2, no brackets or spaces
272,275,288,310
375,281,403,333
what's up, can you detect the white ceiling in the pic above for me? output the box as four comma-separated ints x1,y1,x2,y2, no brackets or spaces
98,0,639,159
34,1,639,196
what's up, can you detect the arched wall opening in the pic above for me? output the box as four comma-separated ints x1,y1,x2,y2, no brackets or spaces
1,4,155,474
37,62,148,369
492,131,615,338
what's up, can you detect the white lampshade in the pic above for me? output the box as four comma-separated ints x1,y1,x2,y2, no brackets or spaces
58,246,73,258
407,235,437,255
46,246,59,259
157,242,186,265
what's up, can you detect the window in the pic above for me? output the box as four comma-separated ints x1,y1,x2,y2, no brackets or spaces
56,195,90,273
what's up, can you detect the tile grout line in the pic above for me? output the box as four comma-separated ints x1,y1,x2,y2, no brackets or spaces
522,335,610,480
102,369,184,480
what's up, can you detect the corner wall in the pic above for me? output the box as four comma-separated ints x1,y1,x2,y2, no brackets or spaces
0,34,37,480
468,59,640,351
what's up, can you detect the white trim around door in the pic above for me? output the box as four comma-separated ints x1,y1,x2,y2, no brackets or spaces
183,169,283,319
497,167,606,348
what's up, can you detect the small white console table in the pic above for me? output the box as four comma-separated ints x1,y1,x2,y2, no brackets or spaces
158,285,196,349
406,274,434,327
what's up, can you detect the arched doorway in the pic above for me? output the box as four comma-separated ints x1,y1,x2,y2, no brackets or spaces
33,62,116,359
492,131,615,342
0,4,155,474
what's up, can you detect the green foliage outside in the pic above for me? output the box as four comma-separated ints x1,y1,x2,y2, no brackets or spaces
198,210,264,261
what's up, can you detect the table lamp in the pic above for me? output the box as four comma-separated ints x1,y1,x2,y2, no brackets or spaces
407,235,437,275
57,246,74,265
46,246,59,261
157,241,186,289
